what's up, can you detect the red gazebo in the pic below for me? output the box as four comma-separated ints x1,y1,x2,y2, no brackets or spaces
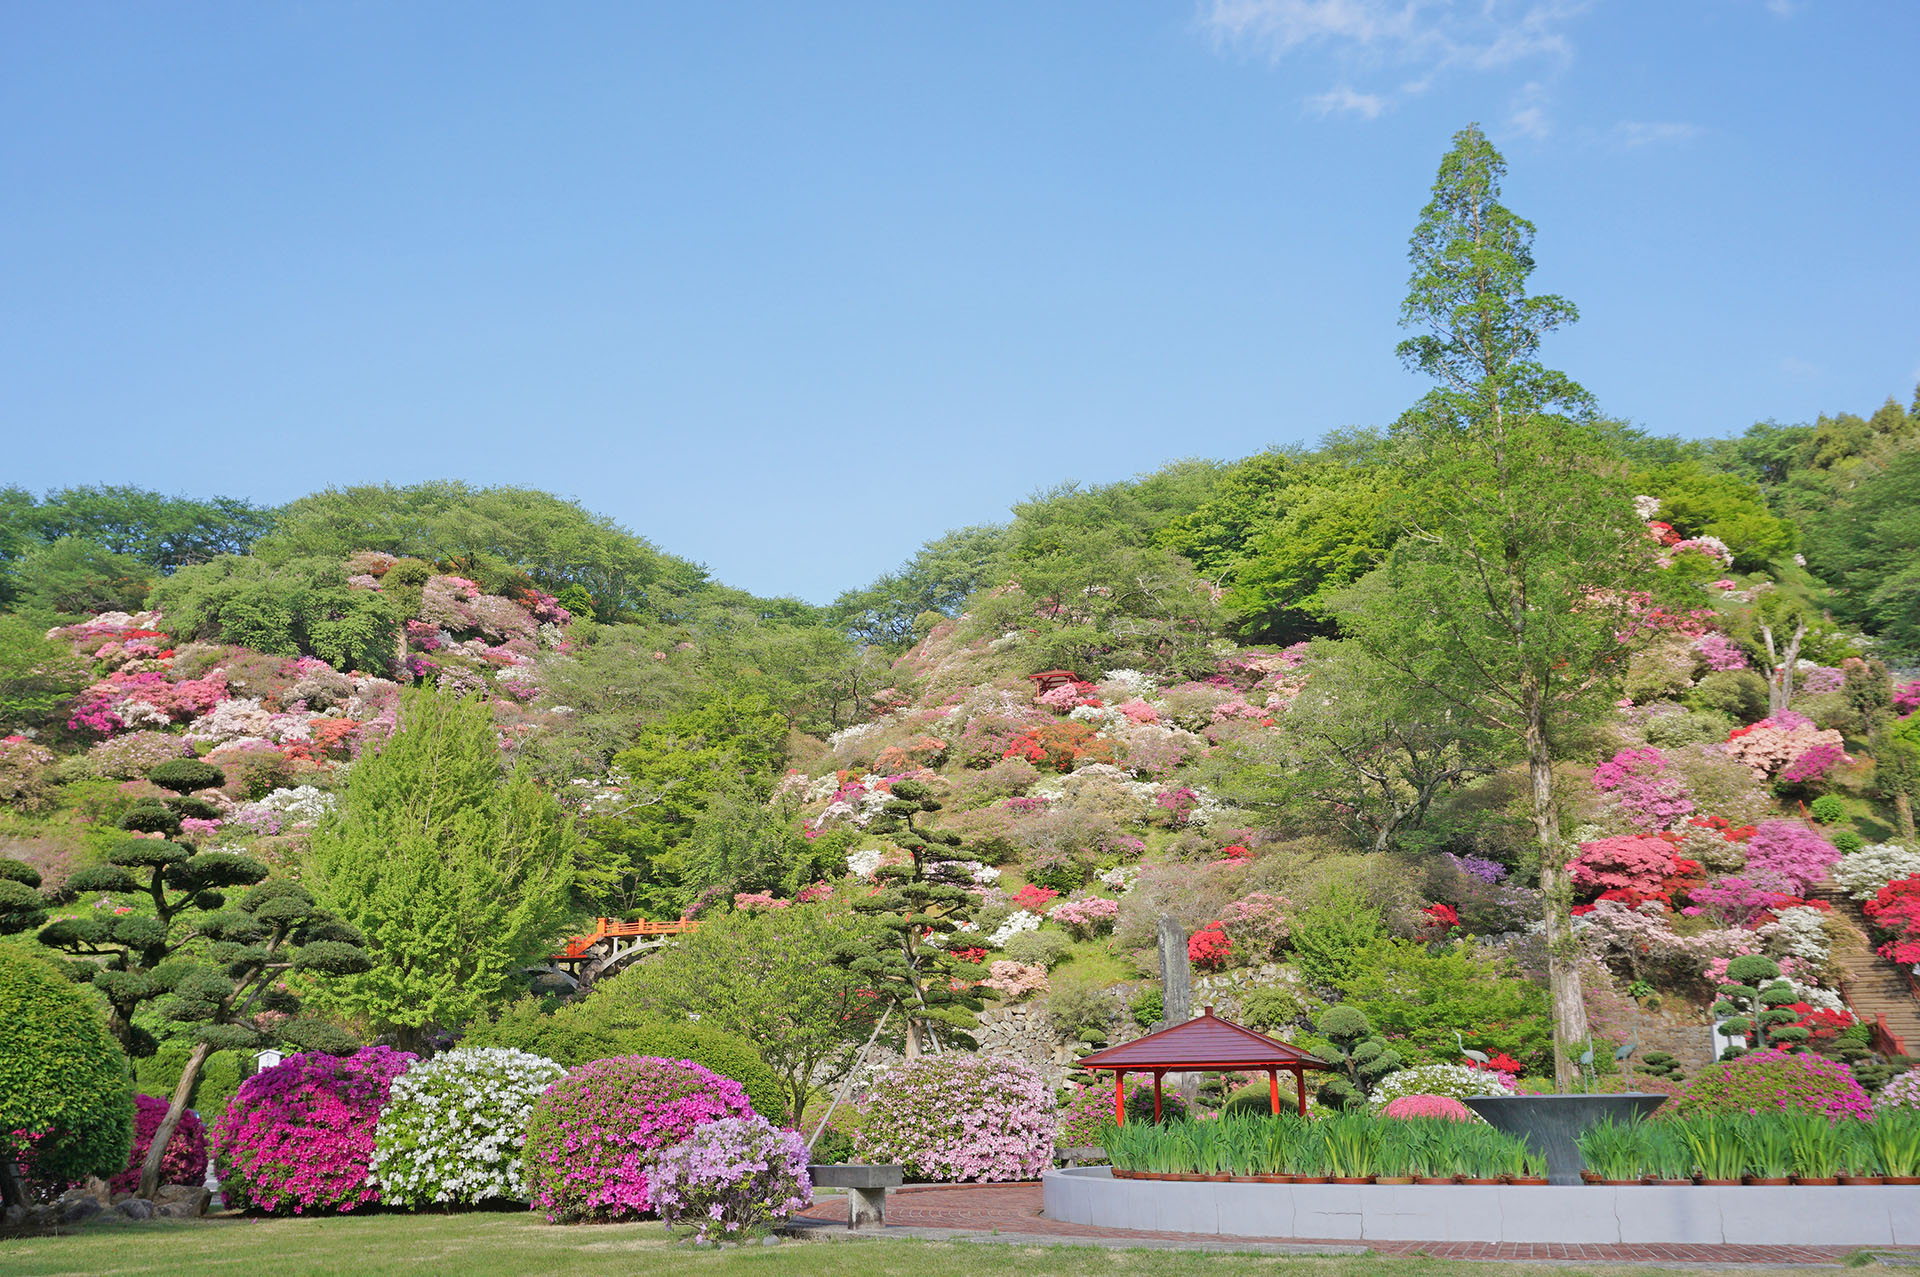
1025,670,1081,696
1076,1006,1330,1123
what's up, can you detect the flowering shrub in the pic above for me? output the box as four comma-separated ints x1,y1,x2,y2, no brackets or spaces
1741,820,1840,896
0,738,57,810
110,1094,208,1193
1863,875,1920,964
855,1055,1054,1182
1369,1065,1515,1108
982,960,1049,998
369,1047,565,1207
1895,681,1920,717
1694,632,1748,671
1832,843,1920,901
1000,721,1113,773
1667,1049,1873,1121
214,1047,416,1215
986,909,1042,946
1217,892,1291,959
521,1056,754,1222
1008,883,1059,913
1049,894,1120,939
1383,1095,1474,1121
650,1115,811,1241
1188,922,1232,972
81,730,194,779
1724,717,1847,780
1568,835,1697,909
1876,1071,1920,1113
1590,748,1694,830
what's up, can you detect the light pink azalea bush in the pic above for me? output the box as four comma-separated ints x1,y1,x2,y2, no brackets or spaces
650,1115,811,1241
521,1056,755,1222
855,1055,1055,1182
1049,894,1120,938
1383,1094,1474,1121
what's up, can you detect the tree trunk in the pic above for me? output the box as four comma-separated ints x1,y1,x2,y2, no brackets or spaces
1896,790,1917,843
1524,695,1587,1093
1762,619,1807,718
902,1017,922,1058
138,1040,213,1198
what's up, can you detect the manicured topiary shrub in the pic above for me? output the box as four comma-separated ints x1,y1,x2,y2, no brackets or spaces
0,947,134,1190
1667,1048,1873,1121
1383,1094,1474,1121
651,1115,812,1241
110,1094,208,1194
521,1056,754,1222
855,1055,1055,1182
370,1047,565,1207
213,1046,415,1214
146,757,226,795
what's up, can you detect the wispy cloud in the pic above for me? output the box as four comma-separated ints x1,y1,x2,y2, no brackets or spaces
1780,355,1821,378
1765,0,1798,17
1506,81,1552,140
1307,84,1388,118
1201,0,1587,122
1612,121,1702,148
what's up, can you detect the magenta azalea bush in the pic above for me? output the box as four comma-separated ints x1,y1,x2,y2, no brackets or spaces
213,1047,415,1214
520,1055,755,1222
855,1054,1055,1182
1667,1049,1872,1122
1382,1094,1473,1122
110,1094,209,1194
650,1115,811,1241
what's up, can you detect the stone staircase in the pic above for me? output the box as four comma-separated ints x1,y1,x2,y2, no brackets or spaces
1809,885,1920,1056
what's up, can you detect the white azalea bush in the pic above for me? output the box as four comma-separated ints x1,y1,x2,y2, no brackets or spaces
370,1047,565,1206
1369,1064,1516,1110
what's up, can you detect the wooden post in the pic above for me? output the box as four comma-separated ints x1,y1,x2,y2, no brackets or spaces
1268,1068,1280,1116
1294,1068,1307,1116
1113,1071,1126,1126
1153,1071,1163,1123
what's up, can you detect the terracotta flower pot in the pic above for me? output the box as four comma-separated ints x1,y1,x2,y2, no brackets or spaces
1884,1176,1920,1186
1838,1176,1883,1186
1412,1175,1456,1185
1330,1176,1374,1185
1201,1173,1230,1182
1643,1178,1690,1186
1458,1177,1500,1186
1374,1176,1413,1185
1249,1174,1291,1184
1790,1176,1838,1186
1506,1177,1549,1186
1743,1176,1790,1186
1579,1172,1600,1184
1599,1179,1639,1186
1700,1178,1740,1186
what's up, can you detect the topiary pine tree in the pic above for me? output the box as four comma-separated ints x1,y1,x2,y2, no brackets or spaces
2,764,372,1197
837,779,986,1057
1712,954,1802,1057
1313,1004,1403,1111
1638,1050,1685,1084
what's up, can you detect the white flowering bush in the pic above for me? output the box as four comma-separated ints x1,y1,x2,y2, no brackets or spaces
1763,905,1831,967
1832,843,1920,902
1369,1064,1516,1110
988,909,1042,947
370,1047,566,1206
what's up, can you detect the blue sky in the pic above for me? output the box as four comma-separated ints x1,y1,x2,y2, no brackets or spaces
3,2,1915,603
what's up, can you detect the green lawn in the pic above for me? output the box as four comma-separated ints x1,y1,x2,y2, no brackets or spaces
0,1212,1821,1277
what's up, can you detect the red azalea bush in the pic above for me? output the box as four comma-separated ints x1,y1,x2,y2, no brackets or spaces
213,1047,416,1215
1000,721,1113,773
520,1056,755,1222
1568,835,1699,911
110,1094,208,1194
1188,922,1232,972
1863,875,1920,963
1008,883,1059,914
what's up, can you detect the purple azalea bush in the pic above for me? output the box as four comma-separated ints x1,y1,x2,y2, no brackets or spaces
520,1055,755,1222
1667,1049,1873,1122
855,1054,1055,1182
650,1115,811,1241
212,1046,416,1215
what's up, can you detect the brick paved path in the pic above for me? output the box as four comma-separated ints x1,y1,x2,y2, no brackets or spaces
795,1182,1920,1263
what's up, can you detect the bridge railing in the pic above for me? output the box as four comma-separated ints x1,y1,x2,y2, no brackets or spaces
553,917,699,961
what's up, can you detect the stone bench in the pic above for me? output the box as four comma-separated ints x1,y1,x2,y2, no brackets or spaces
807,1164,903,1229
1055,1145,1106,1167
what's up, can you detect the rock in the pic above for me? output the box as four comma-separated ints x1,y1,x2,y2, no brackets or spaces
115,1199,156,1221
57,1195,103,1224
78,1177,113,1205
111,1192,133,1204
156,1202,201,1220
152,1184,210,1214
3,1203,26,1230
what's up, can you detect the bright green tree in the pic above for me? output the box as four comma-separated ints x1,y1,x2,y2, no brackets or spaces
306,688,576,1047
1327,124,1660,1088
585,903,879,1123
0,614,91,733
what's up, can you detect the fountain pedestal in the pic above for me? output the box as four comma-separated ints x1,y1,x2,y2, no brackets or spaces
1463,1094,1666,1185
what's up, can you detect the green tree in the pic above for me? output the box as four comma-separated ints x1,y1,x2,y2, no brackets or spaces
149,553,401,672
1328,124,1660,1088
0,614,92,733
12,537,153,615
306,688,576,1047
583,904,878,1123
838,779,986,1056
830,524,1011,648
1339,939,1552,1071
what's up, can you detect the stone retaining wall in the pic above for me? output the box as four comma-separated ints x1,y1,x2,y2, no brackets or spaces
1043,1167,1920,1245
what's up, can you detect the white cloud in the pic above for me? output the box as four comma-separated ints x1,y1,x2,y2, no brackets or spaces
1765,0,1798,17
1780,356,1821,378
1200,0,1587,120
1505,81,1552,140
1307,84,1388,118
1612,121,1702,148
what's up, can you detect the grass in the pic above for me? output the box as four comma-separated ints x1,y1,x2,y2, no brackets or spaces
0,1211,1832,1277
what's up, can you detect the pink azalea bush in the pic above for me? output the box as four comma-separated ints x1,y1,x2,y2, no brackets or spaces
1694,632,1748,671
213,1047,416,1215
1724,716,1847,780
1876,1071,1920,1114
650,1115,811,1241
1049,894,1120,939
110,1094,208,1194
1741,820,1840,896
1590,748,1695,830
521,1056,754,1222
982,959,1049,998
1666,1049,1873,1121
1216,891,1292,960
855,1055,1055,1182
1382,1094,1474,1122
1779,743,1846,787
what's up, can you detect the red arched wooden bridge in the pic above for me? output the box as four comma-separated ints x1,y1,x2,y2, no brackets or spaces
545,917,699,990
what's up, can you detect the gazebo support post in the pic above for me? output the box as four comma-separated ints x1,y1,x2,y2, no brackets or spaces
1152,1071,1163,1123
1294,1067,1307,1116
1268,1068,1280,1116
1113,1070,1126,1126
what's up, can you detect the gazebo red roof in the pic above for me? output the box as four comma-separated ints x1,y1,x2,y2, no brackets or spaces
1077,1006,1329,1073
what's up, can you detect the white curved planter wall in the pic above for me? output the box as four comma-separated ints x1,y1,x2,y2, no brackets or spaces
1042,1167,1920,1245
